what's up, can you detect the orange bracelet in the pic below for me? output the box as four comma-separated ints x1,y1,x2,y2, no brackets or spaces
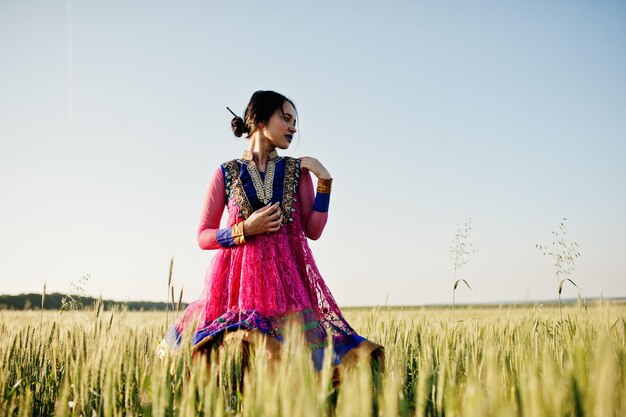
231,222,246,245
317,177,332,194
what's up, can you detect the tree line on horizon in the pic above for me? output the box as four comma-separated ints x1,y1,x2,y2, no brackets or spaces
0,292,622,312
0,293,183,311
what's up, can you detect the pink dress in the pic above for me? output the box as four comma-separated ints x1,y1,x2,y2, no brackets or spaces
166,150,379,369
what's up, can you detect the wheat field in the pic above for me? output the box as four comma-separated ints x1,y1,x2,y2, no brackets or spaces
1,303,624,417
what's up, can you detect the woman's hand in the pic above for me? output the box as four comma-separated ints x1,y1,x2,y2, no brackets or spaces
300,156,331,179
243,202,283,236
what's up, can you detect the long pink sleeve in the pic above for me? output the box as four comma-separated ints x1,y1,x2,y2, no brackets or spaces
298,169,329,240
197,167,226,250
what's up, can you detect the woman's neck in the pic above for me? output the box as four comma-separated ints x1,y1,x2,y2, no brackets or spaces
247,134,275,172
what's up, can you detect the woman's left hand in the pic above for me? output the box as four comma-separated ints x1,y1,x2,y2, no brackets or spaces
300,156,331,180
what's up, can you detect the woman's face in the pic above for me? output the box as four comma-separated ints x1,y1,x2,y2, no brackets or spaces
261,101,297,150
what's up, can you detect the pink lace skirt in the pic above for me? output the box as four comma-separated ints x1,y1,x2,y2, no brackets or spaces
166,216,379,369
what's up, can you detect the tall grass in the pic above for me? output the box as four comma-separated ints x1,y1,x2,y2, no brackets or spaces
537,218,582,321
0,304,624,416
449,217,478,322
166,257,174,329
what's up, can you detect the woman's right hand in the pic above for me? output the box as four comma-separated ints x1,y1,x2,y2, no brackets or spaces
243,202,283,237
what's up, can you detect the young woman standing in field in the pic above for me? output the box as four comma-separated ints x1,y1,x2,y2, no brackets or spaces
163,90,383,373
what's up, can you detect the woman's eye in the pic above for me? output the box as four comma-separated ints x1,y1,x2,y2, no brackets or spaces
284,116,295,128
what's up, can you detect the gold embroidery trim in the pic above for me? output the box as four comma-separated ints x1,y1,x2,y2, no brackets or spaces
243,150,279,205
242,150,253,161
281,157,300,224
222,160,254,219
222,160,237,201
242,149,279,161
246,160,276,205
233,177,254,219
317,177,332,194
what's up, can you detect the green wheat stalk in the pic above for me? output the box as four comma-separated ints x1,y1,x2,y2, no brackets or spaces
176,287,184,314
40,280,46,334
449,217,478,322
536,218,582,321
166,257,174,328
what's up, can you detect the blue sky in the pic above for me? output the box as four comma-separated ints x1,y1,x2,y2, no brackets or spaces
1,0,624,306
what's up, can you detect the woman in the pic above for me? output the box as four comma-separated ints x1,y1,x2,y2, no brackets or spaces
164,90,382,371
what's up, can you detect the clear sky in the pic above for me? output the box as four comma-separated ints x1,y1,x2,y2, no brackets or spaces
1,0,624,306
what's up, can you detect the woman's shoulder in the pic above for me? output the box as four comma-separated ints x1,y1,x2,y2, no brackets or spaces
208,160,238,185
281,156,301,169
218,158,241,171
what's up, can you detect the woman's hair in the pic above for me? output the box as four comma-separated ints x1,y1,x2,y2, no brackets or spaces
231,90,297,138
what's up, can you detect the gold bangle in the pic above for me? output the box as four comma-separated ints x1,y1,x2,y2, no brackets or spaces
317,177,332,194
231,222,246,245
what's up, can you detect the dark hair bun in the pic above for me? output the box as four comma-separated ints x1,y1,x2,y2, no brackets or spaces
231,116,248,137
